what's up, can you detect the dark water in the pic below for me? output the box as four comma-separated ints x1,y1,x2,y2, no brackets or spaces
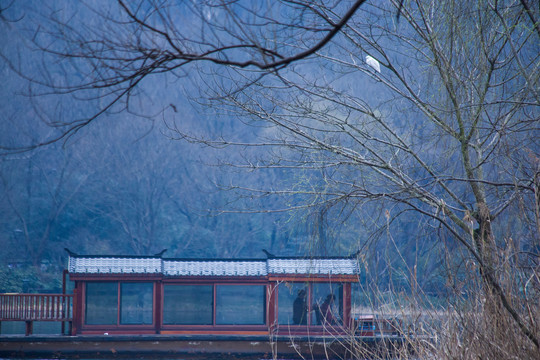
0,321,63,335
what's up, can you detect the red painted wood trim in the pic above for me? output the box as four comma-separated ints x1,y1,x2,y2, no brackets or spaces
160,330,270,335
70,274,270,282
69,274,162,281
71,274,357,282
268,275,358,282
162,277,268,284
81,324,156,330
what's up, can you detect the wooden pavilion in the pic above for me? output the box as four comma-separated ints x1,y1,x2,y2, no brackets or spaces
67,250,360,336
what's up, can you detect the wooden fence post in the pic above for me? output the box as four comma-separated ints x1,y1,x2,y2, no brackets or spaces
25,320,33,336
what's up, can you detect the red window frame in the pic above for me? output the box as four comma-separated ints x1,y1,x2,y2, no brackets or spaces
81,281,156,331
160,279,268,333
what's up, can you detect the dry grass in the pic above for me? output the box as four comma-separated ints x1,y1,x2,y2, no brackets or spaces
345,271,539,359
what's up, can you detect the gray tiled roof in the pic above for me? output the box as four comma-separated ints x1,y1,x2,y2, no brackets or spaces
267,258,358,275
68,255,358,276
68,256,161,274
163,260,267,276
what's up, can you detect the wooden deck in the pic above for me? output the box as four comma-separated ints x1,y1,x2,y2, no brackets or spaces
0,333,407,359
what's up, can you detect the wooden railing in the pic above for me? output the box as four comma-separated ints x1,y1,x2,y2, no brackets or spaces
0,293,73,321
0,293,73,335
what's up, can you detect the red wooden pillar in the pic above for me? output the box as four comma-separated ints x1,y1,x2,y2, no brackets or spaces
71,287,78,335
71,282,83,335
267,282,277,333
62,270,67,335
154,281,162,334
343,283,352,330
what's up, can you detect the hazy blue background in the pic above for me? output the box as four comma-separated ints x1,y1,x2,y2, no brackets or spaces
0,1,385,293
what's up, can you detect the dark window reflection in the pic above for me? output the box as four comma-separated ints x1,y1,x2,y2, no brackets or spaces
216,285,265,325
85,282,118,325
163,285,213,325
120,282,153,325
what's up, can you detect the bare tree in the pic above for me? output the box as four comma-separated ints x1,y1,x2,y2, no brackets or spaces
0,149,88,268
1,0,538,357
200,1,539,354
0,0,369,153
196,1,539,353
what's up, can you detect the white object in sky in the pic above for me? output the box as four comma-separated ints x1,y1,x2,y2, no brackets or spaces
366,55,381,73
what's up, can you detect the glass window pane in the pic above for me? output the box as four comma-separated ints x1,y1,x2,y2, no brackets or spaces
216,285,265,325
351,282,369,321
85,282,118,325
312,283,343,325
163,285,213,325
278,283,309,326
120,283,153,325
